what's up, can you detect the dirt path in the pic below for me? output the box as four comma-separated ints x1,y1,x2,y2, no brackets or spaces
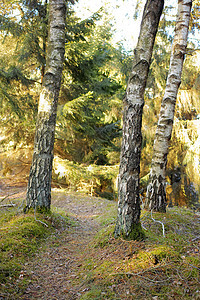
0,179,117,299
2,180,200,300
9,188,116,300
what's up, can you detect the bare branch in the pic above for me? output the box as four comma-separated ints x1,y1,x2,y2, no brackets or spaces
0,203,16,207
0,192,20,203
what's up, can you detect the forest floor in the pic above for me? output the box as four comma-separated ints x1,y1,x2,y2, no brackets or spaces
0,178,118,299
21,189,117,300
0,177,200,300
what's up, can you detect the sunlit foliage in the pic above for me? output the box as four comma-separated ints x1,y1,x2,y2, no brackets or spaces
0,0,199,207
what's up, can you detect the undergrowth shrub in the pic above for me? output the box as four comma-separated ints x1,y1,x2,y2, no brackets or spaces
53,156,119,199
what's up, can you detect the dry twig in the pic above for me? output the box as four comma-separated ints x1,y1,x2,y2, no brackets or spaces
0,192,20,203
0,203,16,207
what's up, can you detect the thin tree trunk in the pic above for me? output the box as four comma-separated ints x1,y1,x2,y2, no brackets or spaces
114,0,164,239
146,0,192,212
26,0,66,211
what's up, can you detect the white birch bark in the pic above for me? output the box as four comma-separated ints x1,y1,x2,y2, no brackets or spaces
146,0,192,212
26,0,66,211
114,0,164,239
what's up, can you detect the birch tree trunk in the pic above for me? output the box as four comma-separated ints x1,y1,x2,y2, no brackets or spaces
114,0,164,239
146,0,192,212
25,0,66,211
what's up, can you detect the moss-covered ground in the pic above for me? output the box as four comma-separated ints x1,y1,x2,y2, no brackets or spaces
0,187,200,299
0,195,72,298
77,207,200,299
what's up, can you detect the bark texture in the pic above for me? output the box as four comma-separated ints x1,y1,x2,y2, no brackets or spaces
26,0,66,211
114,0,164,239
146,0,192,212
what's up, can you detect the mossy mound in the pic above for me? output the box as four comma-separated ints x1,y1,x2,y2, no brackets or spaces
0,205,71,296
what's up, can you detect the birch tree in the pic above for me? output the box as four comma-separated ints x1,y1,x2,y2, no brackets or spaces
25,0,66,211
114,0,164,239
146,0,192,212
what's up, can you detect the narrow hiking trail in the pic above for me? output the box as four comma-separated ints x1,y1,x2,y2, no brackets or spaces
22,190,116,300
2,180,200,299
0,181,117,300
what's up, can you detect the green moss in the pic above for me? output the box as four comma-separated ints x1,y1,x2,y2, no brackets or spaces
134,245,178,269
150,245,177,260
80,288,102,299
123,222,145,241
184,256,200,278
80,287,115,300
94,225,114,248
0,208,17,225
95,260,114,274
24,206,51,214
0,214,50,274
0,208,72,296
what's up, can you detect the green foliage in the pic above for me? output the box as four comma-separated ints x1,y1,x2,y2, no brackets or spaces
0,1,126,166
0,14,23,37
56,14,125,164
165,56,200,207
0,0,199,206
0,66,31,86
0,33,38,147
53,156,119,199
56,91,122,164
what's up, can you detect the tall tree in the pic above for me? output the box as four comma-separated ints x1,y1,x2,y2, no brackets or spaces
56,18,124,164
25,0,66,211
114,0,164,239
146,0,192,212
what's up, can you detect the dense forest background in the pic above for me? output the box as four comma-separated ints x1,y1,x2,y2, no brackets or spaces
0,0,199,208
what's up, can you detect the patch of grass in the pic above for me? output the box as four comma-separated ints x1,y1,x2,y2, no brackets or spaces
94,225,115,248
51,206,76,228
80,287,102,300
95,201,117,226
0,206,71,297
80,286,116,300
127,244,177,272
76,206,200,299
0,206,17,225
